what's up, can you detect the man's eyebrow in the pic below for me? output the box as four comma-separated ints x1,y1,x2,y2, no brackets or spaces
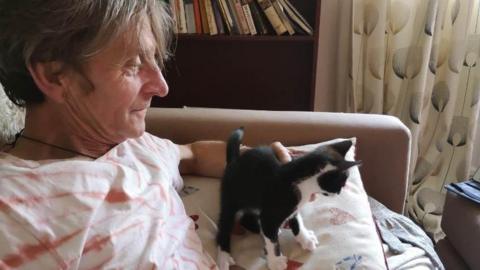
139,46,161,65
116,47,154,64
139,45,158,57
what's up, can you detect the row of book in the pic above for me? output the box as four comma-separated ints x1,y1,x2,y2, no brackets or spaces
169,0,313,36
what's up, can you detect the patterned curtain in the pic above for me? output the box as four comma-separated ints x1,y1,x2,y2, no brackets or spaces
317,0,480,240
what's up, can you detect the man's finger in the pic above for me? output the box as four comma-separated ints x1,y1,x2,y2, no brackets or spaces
271,141,292,163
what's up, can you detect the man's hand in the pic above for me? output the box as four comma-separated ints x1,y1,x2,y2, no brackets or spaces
270,141,292,164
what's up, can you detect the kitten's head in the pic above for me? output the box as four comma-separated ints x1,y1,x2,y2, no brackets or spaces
314,140,361,196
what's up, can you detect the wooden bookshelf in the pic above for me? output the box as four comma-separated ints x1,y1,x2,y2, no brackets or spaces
152,0,321,111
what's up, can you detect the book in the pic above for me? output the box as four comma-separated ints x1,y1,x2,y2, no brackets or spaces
286,15,307,35
193,0,203,33
241,0,257,35
256,0,287,35
232,0,250,34
169,0,179,33
225,0,242,34
446,180,480,204
184,0,197,33
247,0,270,35
271,0,294,35
211,0,226,34
199,0,210,33
177,0,188,33
204,0,218,35
217,0,234,34
279,0,313,35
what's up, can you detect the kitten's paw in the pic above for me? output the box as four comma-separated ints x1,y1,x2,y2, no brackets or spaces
216,248,235,270
296,229,319,251
267,255,288,270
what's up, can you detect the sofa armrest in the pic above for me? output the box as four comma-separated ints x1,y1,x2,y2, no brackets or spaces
146,107,411,214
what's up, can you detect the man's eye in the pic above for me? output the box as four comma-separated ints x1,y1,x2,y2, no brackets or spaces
124,62,141,75
130,64,141,71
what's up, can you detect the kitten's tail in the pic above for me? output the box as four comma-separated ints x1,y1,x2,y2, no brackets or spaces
227,127,244,164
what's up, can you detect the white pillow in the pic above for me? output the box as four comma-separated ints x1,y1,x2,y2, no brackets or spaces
181,138,387,269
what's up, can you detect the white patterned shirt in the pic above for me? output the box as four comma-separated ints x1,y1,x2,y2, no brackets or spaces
0,133,216,269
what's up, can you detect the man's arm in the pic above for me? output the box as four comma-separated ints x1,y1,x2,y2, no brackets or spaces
178,141,292,178
178,141,226,178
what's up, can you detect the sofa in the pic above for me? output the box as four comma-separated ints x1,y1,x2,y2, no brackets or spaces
145,107,418,269
0,103,440,269
0,100,411,213
145,107,411,214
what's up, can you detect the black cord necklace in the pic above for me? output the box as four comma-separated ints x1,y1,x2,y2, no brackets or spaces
17,133,98,160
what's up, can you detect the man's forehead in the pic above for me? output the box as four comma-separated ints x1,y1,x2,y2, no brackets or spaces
102,26,158,62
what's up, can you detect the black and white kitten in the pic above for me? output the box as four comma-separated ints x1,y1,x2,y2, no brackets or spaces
216,128,361,270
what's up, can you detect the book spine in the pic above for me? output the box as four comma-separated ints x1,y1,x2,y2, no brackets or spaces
247,0,269,34
184,0,197,33
211,0,226,34
178,0,188,33
233,0,250,34
193,0,203,33
271,0,294,35
199,0,210,34
241,0,257,35
281,0,312,34
204,0,218,35
226,0,242,34
256,0,286,35
218,0,234,34
169,0,179,33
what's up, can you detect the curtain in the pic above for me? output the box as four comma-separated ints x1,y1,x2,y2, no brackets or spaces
315,0,480,241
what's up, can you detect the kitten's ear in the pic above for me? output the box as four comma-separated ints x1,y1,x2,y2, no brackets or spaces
338,160,362,171
330,140,353,157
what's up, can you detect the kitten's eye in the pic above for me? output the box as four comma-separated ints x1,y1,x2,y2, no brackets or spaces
322,192,329,196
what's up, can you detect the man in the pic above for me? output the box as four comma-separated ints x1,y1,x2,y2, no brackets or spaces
0,1,290,268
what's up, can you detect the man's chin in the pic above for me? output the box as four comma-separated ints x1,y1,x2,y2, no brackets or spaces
129,123,146,138
115,123,145,142
123,126,144,139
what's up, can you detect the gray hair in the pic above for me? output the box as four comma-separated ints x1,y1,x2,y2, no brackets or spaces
0,0,174,106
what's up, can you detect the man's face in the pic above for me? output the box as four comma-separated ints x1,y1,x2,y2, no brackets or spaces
62,24,168,144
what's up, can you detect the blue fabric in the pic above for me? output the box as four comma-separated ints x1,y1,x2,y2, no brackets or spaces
446,180,480,204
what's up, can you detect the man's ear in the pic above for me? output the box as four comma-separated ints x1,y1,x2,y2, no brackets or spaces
27,61,68,103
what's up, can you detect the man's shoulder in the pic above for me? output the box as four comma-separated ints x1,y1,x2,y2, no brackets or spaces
118,133,180,164
128,132,177,151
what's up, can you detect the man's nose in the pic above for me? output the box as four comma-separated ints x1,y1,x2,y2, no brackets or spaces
145,65,169,97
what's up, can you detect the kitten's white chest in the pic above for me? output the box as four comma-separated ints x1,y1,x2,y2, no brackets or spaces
294,164,336,210
295,177,322,210
283,177,323,229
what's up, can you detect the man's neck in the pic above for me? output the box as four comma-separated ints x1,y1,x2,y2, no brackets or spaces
9,102,114,160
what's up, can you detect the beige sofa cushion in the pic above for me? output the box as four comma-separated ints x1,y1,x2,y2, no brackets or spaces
181,138,387,269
